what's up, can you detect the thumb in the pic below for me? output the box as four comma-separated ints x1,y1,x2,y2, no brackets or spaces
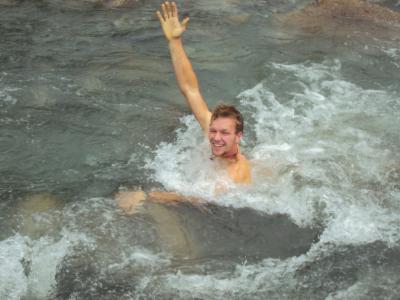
181,17,190,29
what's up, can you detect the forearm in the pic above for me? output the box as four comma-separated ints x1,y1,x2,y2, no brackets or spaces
169,38,200,96
169,38,211,130
157,2,211,130
148,191,199,204
148,191,183,202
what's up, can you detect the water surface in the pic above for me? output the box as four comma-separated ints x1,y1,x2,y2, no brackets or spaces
1,0,400,299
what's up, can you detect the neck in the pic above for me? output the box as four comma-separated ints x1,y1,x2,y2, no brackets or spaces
222,148,239,160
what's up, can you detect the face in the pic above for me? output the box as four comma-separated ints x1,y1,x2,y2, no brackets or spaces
208,117,242,158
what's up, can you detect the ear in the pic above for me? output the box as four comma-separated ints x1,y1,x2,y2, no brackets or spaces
235,131,243,144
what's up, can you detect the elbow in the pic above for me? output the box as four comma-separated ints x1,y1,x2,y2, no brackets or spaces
179,86,189,97
180,86,198,98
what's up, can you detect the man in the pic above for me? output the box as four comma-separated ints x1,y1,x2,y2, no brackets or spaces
117,1,251,214
157,1,251,183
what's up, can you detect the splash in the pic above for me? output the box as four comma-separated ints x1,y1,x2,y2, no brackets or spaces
147,59,400,245
0,231,92,299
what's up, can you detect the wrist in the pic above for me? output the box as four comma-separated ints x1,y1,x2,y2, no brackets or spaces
168,37,182,45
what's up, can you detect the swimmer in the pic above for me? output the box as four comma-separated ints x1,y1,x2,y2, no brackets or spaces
116,1,251,213
157,1,251,184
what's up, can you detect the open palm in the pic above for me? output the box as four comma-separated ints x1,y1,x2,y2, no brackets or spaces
157,1,189,41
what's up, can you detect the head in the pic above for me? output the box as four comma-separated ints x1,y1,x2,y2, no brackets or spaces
208,104,244,158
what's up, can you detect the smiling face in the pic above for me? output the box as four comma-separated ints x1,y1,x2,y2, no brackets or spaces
208,117,242,158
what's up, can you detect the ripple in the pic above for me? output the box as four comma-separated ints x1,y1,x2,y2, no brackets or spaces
0,131,23,154
0,89,18,105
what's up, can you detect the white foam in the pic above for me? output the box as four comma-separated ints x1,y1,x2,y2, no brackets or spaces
27,231,89,298
0,230,94,299
321,202,400,245
162,255,307,298
381,47,399,59
0,88,18,105
108,247,171,273
0,235,28,300
145,116,232,199
0,73,18,105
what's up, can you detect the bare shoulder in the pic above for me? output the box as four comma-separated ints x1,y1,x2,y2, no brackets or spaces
239,154,252,184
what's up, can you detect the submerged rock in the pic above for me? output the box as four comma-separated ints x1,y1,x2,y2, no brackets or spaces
145,201,321,261
17,193,65,239
272,0,400,49
276,0,400,29
315,0,400,24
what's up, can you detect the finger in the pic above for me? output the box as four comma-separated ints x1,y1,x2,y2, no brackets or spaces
171,1,177,17
162,3,168,19
156,10,165,23
181,17,190,28
168,1,174,18
165,1,171,18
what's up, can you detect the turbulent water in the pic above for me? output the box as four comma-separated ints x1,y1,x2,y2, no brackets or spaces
1,0,400,299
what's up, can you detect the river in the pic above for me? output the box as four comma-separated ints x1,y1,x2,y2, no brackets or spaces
1,0,399,299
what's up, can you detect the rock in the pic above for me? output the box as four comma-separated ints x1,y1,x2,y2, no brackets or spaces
276,0,400,29
272,0,400,44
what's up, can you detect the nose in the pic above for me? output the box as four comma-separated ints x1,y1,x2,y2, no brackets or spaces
214,131,222,140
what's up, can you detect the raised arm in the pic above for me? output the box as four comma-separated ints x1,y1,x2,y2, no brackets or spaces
157,1,212,132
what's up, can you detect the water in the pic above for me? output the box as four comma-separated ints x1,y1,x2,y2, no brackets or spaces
1,0,400,299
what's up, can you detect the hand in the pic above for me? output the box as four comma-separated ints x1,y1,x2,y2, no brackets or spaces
115,190,146,215
157,1,189,41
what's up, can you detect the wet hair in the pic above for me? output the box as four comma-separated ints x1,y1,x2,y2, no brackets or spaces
210,104,244,133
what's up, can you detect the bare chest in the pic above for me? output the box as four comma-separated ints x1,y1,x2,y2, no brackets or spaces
226,158,252,184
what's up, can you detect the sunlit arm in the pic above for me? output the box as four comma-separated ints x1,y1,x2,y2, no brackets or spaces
115,190,204,215
169,39,211,131
157,1,211,131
